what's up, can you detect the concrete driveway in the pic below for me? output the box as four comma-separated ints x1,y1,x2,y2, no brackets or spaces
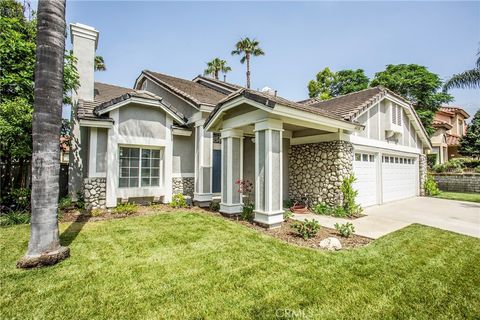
294,197,480,239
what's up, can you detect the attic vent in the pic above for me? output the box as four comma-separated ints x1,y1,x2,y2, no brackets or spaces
391,105,402,126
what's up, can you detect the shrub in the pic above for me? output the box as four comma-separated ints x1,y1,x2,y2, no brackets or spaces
4,188,31,211
332,206,348,218
476,166,480,174
0,211,30,226
76,192,85,209
283,210,293,221
425,174,441,196
341,175,362,217
170,194,187,208
283,199,294,209
334,222,355,238
291,219,320,240
241,202,254,221
426,154,437,168
313,202,333,215
58,196,73,210
209,201,220,212
90,208,104,217
113,203,138,215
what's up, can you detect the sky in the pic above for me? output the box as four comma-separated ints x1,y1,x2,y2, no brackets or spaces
60,1,479,119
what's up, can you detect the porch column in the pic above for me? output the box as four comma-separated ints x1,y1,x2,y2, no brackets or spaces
193,119,213,203
219,128,244,216
254,119,283,228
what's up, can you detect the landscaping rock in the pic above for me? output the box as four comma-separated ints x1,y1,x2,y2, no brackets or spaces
319,237,342,251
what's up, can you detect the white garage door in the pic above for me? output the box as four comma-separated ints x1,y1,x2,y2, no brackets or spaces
353,152,378,207
382,155,417,203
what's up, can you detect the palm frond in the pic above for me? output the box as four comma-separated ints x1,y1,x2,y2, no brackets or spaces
443,68,480,91
94,55,106,71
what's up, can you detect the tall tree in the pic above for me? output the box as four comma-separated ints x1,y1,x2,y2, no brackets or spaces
308,67,335,99
370,64,452,135
94,55,106,71
308,68,369,99
443,52,480,91
17,0,69,268
458,110,480,158
204,58,231,80
231,37,264,88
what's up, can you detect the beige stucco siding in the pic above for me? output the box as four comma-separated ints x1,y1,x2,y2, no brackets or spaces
118,103,166,139
173,134,195,174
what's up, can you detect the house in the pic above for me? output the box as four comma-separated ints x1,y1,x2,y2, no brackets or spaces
68,23,430,227
431,107,470,163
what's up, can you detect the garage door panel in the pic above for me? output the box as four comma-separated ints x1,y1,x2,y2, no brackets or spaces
353,152,378,207
382,156,417,203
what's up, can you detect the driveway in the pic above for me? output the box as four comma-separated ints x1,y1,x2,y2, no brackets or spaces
294,197,480,239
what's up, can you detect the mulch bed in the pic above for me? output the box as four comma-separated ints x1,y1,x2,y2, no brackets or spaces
60,205,372,251
235,218,372,250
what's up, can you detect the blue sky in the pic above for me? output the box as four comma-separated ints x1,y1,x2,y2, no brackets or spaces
63,1,479,119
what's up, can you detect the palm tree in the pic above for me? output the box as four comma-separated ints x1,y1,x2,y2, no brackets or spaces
443,52,480,91
204,58,231,80
17,0,70,268
94,55,106,71
231,37,264,88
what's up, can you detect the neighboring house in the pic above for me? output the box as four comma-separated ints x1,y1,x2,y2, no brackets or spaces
431,107,470,163
69,23,431,228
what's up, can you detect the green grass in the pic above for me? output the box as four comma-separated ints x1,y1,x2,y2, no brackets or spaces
1,212,479,319
434,191,480,203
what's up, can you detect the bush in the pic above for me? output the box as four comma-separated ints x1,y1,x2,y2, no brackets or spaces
3,188,31,211
291,219,320,240
425,174,441,196
476,166,480,174
209,201,220,212
313,202,349,218
334,222,355,238
427,154,437,168
170,194,187,208
0,211,30,226
76,192,85,209
283,210,293,221
58,196,73,210
341,175,362,216
241,203,254,221
90,208,104,217
283,199,294,209
113,203,138,215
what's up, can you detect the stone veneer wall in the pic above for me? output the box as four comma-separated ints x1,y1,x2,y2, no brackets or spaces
432,173,480,193
289,140,353,207
83,177,106,209
172,177,194,197
419,154,427,196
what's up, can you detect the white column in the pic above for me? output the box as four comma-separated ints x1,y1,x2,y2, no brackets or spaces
254,119,284,228
219,128,244,216
193,119,213,202
163,115,173,203
106,110,119,207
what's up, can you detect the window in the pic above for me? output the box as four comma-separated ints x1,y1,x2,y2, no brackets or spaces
362,154,369,162
400,158,403,164
119,147,161,188
384,156,389,163
369,154,374,162
395,157,399,163
355,153,361,161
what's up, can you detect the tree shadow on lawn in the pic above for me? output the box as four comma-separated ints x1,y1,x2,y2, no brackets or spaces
60,214,90,247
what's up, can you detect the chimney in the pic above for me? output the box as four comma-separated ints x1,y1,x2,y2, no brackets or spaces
70,23,99,102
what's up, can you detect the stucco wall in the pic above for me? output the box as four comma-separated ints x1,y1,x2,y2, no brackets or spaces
289,140,354,207
173,134,195,174
118,104,166,139
96,128,108,173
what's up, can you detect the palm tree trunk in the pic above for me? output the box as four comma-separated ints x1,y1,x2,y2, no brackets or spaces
214,70,219,80
246,53,251,89
17,0,70,268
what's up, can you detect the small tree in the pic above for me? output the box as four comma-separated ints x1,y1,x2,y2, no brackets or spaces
458,110,480,159
308,68,369,100
340,175,362,217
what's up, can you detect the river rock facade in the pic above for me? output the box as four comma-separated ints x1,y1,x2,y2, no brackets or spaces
172,177,194,197
289,140,354,207
83,177,107,209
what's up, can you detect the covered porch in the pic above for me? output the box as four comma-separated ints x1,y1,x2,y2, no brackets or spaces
204,89,358,228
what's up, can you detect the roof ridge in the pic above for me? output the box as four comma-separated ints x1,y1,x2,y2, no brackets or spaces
194,75,243,89
311,86,382,104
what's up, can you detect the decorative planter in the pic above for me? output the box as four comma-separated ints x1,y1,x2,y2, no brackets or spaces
290,204,308,214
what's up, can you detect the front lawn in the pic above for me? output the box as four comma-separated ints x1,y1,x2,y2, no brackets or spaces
434,191,480,203
1,212,479,319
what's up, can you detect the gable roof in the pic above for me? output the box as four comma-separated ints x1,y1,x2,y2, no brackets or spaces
192,75,243,94
205,88,354,128
141,70,227,107
78,82,186,124
304,87,386,121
